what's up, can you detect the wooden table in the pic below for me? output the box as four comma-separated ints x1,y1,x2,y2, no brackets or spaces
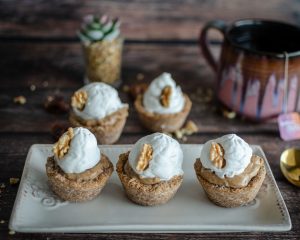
0,0,299,239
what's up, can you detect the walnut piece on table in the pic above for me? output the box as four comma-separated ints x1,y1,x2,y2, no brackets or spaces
9,178,19,185
53,128,74,159
13,95,26,105
136,144,153,172
210,142,226,168
183,120,198,134
174,120,199,140
221,107,236,119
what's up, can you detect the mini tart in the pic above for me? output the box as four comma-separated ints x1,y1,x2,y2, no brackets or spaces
116,151,183,206
194,155,266,208
134,94,192,132
46,154,113,202
69,106,128,144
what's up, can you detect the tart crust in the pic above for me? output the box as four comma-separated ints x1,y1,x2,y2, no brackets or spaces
134,94,192,132
194,156,266,208
116,151,183,206
69,106,128,144
46,154,113,202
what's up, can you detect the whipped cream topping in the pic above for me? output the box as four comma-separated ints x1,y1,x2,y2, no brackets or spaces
143,72,185,114
200,134,252,178
54,127,100,174
128,133,184,181
72,82,127,120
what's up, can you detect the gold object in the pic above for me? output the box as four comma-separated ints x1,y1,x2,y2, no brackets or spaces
280,148,300,187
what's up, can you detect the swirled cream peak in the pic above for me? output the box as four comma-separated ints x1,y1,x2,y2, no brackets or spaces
71,82,127,120
128,133,184,181
200,134,252,178
143,72,185,114
53,127,100,174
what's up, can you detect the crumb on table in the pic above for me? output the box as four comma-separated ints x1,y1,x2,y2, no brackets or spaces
13,96,26,105
9,178,20,185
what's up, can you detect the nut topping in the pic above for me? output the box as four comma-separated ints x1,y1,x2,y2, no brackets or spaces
210,142,226,168
160,85,172,107
136,144,153,172
53,128,74,159
71,90,88,111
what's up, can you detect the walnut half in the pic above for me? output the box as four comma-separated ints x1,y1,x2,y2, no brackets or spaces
160,85,172,108
53,128,74,159
136,144,153,172
209,142,226,168
71,90,88,111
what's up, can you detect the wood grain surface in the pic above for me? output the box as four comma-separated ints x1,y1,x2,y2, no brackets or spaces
1,0,300,40
0,0,299,239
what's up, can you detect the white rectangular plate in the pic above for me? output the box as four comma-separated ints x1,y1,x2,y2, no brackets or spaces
9,144,291,233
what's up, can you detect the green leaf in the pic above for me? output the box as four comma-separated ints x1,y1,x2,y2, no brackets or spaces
77,31,91,43
88,22,102,30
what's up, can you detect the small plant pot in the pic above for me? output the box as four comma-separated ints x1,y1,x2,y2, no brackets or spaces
83,37,123,87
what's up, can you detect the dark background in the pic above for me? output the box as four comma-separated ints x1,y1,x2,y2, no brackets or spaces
0,0,299,239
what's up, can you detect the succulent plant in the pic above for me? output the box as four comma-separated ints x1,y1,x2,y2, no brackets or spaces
78,15,121,44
